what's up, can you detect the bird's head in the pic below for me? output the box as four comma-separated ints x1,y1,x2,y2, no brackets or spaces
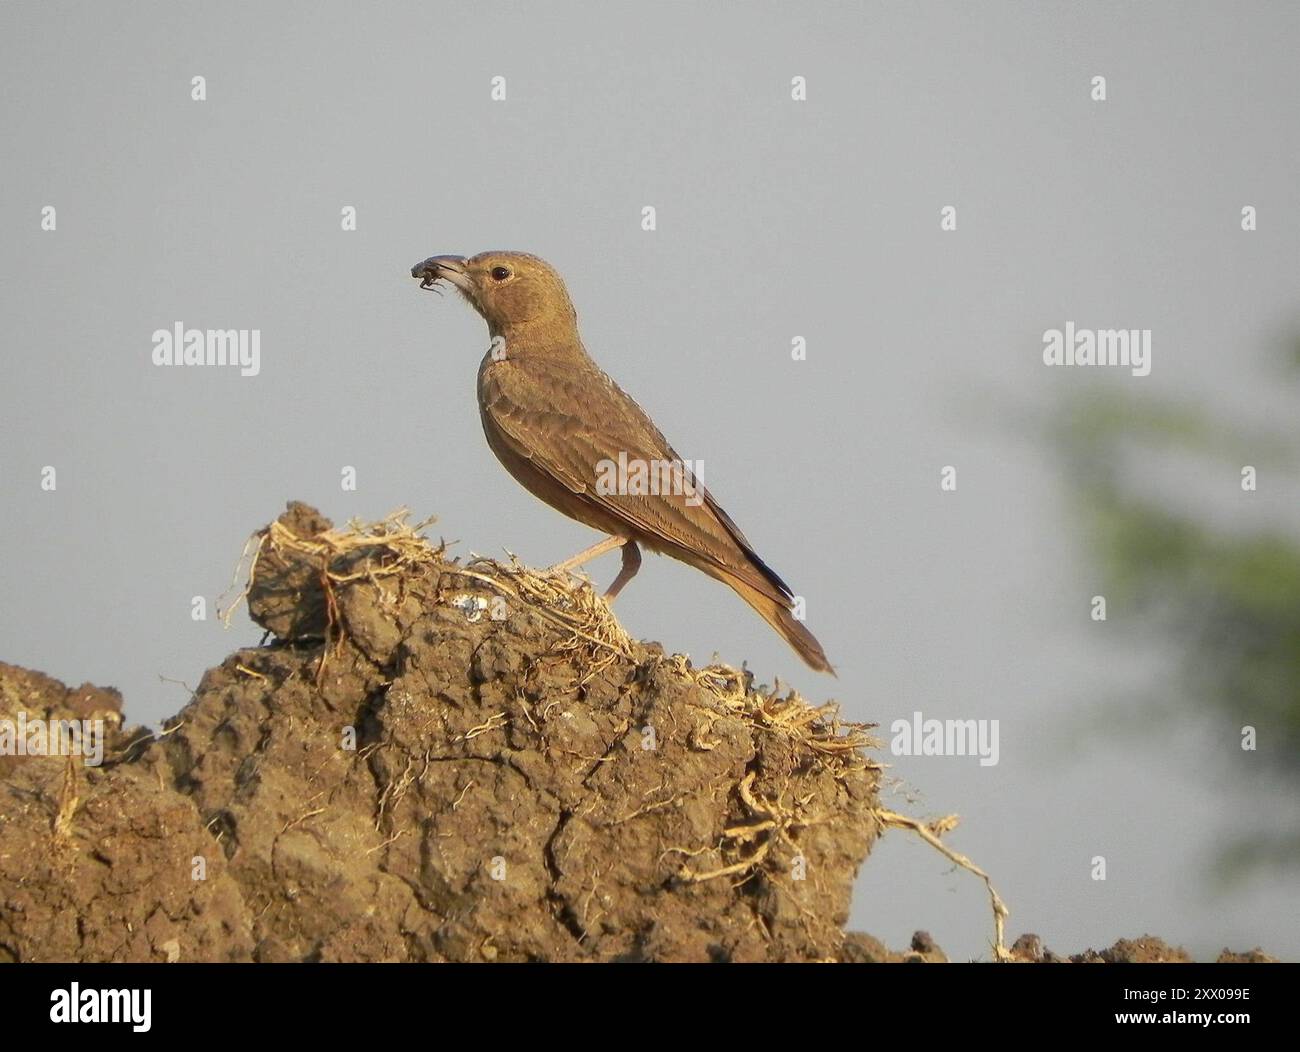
411,251,577,335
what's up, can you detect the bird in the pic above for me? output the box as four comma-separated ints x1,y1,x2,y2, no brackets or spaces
410,251,833,674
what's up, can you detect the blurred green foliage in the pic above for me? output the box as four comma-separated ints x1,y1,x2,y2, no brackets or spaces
1053,363,1300,878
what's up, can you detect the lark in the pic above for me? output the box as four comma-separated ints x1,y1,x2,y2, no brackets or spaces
411,251,833,673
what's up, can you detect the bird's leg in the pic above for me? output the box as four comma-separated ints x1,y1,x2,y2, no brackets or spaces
549,534,627,574
602,540,642,602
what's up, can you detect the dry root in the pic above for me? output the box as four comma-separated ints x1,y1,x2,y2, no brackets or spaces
873,807,1011,961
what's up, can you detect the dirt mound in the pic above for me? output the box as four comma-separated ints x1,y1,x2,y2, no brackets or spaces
0,663,253,961
0,503,881,962
0,503,1278,963
843,930,1277,964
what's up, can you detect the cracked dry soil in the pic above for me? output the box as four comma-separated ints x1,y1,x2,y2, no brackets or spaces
2,503,1275,964
0,502,880,962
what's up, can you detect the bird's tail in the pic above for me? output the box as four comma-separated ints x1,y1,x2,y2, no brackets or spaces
702,565,836,675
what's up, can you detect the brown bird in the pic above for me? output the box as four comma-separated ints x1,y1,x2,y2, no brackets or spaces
410,251,833,674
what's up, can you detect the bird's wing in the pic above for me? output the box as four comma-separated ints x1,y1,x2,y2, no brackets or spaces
481,356,793,605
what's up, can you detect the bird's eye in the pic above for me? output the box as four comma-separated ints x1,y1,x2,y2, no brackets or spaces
490,266,511,282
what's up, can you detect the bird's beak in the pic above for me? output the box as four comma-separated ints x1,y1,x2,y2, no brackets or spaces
411,255,473,296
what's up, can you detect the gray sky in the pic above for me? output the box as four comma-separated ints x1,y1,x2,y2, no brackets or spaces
3,0,1298,960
